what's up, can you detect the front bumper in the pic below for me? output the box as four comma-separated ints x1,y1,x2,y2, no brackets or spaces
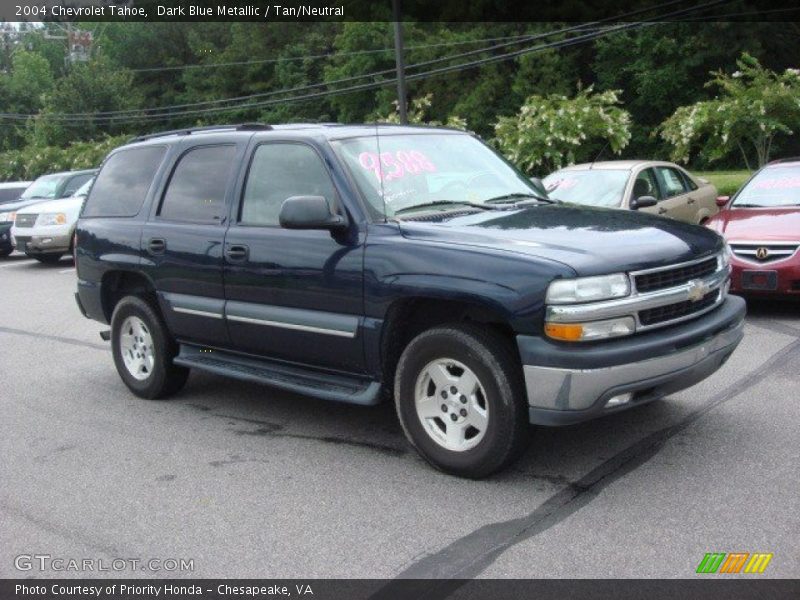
729,257,800,296
13,233,71,255
0,223,12,253
518,296,746,426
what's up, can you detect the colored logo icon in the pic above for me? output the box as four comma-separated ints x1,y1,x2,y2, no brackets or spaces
696,552,773,574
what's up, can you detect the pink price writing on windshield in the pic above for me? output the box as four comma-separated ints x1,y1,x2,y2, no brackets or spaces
358,150,437,182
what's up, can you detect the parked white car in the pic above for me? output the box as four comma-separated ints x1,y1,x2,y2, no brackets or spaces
11,177,94,263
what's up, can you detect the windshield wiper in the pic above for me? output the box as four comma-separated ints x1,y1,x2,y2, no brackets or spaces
484,192,559,205
393,200,496,216
732,203,768,208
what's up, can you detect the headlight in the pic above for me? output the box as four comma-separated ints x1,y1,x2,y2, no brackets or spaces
545,316,636,342
0,211,15,223
546,273,630,304
36,213,67,226
719,243,732,270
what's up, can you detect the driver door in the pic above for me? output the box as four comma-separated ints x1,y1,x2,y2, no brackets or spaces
629,168,663,215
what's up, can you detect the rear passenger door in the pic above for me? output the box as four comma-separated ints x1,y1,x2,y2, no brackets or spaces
223,140,366,373
141,140,245,346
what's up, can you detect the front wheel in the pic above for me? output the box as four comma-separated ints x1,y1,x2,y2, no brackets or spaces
394,324,530,478
111,296,189,399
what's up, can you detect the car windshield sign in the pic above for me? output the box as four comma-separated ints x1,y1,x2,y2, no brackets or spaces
332,133,537,217
20,174,63,199
733,166,800,208
543,169,630,207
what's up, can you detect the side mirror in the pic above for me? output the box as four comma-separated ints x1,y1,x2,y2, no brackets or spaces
631,195,658,210
716,195,730,207
279,196,347,230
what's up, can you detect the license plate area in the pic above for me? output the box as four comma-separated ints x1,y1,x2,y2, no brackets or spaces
741,270,778,291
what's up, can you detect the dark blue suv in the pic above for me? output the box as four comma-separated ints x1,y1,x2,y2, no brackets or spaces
75,123,745,477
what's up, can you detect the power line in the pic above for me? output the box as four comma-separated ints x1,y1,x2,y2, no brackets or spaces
0,0,730,124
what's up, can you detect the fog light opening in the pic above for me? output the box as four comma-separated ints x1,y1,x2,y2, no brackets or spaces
605,392,633,408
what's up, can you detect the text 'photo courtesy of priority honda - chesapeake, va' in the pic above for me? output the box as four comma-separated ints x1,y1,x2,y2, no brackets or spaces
0,1,798,599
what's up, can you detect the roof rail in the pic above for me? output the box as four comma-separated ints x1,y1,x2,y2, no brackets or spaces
128,123,272,143
767,156,800,165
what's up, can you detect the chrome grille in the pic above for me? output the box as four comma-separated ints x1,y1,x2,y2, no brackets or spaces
14,213,37,228
634,256,718,293
730,241,799,265
638,290,719,326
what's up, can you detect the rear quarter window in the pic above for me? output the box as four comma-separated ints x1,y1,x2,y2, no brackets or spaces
82,146,167,218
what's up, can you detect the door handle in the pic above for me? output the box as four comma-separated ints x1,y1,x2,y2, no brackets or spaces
687,197,696,204
225,244,249,262
147,238,166,255
658,208,668,215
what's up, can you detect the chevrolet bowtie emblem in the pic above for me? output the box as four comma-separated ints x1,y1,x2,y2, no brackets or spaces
756,247,769,260
687,279,711,302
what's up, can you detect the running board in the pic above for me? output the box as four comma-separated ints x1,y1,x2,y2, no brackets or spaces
174,344,381,406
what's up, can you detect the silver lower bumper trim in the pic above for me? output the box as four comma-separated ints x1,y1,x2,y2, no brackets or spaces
523,318,744,416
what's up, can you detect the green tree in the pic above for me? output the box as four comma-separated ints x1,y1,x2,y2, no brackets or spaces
378,92,467,129
659,54,800,169
33,56,142,146
494,85,631,174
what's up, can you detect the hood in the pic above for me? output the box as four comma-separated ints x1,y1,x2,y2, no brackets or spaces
707,207,800,241
398,205,723,276
0,197,51,213
15,195,84,215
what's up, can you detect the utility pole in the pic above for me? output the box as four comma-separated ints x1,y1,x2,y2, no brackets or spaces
392,0,408,124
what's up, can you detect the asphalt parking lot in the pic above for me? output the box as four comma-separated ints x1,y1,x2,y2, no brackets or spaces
1,253,798,582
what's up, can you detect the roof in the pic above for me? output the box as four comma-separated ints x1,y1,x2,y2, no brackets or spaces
0,181,31,188
35,168,98,179
125,122,469,146
556,160,680,171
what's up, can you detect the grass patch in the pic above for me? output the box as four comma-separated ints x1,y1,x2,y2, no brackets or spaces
696,170,752,196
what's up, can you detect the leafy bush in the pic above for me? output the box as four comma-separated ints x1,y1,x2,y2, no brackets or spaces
0,135,128,182
494,86,631,174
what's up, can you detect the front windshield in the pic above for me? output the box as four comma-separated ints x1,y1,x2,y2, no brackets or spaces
543,169,629,207
733,166,800,208
20,174,63,200
332,133,537,217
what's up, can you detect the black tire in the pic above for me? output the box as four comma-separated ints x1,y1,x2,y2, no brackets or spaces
110,296,189,399
394,323,530,478
31,253,64,264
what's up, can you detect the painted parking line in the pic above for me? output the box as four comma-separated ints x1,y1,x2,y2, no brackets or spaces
0,260,36,269
59,268,76,274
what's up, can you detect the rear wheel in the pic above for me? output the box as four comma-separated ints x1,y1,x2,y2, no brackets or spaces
394,323,530,478
30,253,64,264
111,296,189,399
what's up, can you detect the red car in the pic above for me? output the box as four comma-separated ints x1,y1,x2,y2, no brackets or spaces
706,159,800,296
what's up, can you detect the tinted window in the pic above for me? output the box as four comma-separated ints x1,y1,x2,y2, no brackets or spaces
0,187,26,203
61,173,93,198
83,146,167,217
655,166,688,198
159,145,236,223
241,143,337,226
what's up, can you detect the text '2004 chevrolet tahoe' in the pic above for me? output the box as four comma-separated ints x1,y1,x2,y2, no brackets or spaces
75,123,745,478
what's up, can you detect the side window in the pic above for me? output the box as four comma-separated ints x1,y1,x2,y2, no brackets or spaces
62,173,92,197
632,168,661,200
159,145,236,223
83,146,167,218
655,167,688,198
240,143,337,227
680,170,699,191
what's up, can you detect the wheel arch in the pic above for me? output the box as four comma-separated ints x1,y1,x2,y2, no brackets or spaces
101,269,158,322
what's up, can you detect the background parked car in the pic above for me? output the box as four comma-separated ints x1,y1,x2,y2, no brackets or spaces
0,181,32,256
11,177,95,264
0,169,96,258
543,160,719,224
706,158,800,297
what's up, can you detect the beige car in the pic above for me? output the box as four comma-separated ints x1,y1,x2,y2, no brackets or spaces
542,160,719,224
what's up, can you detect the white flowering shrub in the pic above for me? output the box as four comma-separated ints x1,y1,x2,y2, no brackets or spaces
493,86,631,173
379,93,468,130
660,54,800,169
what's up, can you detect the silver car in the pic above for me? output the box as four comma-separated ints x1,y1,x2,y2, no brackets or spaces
543,160,719,224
